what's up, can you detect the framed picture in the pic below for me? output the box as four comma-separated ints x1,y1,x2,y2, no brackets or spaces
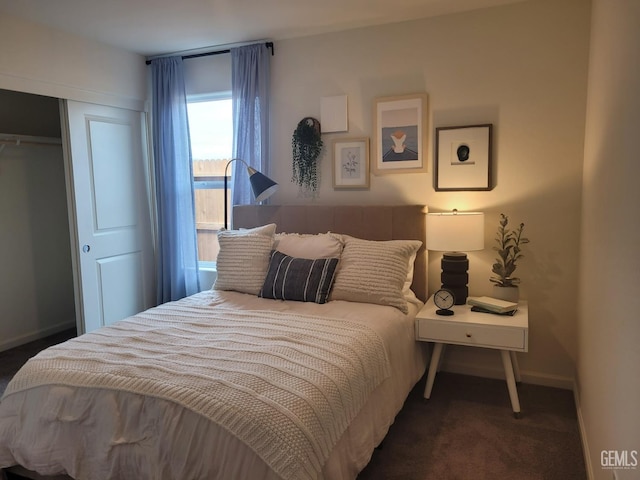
435,124,493,191
372,93,428,175
332,137,370,189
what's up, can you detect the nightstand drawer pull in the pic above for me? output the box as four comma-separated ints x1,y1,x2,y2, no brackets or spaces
466,333,472,337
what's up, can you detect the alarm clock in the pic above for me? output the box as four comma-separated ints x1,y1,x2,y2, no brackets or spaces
433,288,455,316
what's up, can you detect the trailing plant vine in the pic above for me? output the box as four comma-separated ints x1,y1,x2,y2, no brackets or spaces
291,117,323,192
491,213,530,287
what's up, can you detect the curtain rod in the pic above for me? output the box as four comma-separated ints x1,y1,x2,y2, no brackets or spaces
145,41,274,65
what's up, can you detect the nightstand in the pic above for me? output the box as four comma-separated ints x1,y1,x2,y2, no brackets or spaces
416,296,529,417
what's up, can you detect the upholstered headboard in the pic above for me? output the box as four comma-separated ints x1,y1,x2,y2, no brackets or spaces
233,205,428,302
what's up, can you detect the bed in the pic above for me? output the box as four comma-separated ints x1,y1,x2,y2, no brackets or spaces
0,205,428,480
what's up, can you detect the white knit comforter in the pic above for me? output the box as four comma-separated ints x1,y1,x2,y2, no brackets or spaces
2,300,391,480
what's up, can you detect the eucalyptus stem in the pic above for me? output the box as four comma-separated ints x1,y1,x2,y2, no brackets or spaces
490,213,530,287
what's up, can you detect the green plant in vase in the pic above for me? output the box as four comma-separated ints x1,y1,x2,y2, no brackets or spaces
490,213,530,301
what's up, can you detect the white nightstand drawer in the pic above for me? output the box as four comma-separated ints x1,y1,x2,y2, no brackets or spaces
417,318,526,350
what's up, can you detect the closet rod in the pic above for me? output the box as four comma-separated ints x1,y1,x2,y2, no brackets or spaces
0,134,62,147
145,41,274,65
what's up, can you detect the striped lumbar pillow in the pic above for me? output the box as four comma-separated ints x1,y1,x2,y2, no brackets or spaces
259,250,339,304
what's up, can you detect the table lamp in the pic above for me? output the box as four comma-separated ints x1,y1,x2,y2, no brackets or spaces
426,210,484,305
224,158,278,230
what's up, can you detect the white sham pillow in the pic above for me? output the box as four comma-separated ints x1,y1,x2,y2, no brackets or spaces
239,223,277,236
274,232,344,259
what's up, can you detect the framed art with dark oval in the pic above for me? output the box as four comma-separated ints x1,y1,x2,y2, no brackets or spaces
435,124,493,191
332,137,370,189
372,93,428,175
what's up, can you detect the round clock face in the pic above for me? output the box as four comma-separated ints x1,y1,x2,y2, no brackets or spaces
434,288,455,310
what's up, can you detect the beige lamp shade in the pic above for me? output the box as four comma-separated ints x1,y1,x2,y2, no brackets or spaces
426,211,484,252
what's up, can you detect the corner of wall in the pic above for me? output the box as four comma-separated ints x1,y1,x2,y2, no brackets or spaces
573,377,595,479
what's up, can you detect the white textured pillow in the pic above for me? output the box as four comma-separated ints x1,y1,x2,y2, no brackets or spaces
274,232,344,259
331,236,422,314
213,224,276,295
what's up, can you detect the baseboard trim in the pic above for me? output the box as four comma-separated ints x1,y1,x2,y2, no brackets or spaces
0,320,76,353
441,360,575,390
573,379,594,480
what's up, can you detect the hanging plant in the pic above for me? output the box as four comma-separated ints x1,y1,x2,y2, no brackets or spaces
291,117,323,191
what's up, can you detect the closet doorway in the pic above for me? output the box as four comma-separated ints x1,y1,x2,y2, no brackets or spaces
0,89,75,351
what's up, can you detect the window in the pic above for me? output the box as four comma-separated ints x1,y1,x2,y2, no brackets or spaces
187,93,232,264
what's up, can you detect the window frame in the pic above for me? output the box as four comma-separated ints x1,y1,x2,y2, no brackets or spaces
187,91,233,269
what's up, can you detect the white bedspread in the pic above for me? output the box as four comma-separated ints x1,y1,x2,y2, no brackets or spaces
0,291,427,480
4,303,390,480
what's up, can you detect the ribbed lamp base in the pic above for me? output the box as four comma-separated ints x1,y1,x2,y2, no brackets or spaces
439,252,470,305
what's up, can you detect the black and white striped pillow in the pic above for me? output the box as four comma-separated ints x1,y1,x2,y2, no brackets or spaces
259,250,339,304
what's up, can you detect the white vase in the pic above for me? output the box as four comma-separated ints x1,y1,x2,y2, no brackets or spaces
492,285,519,303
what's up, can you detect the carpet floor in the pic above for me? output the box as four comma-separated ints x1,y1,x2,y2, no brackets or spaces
0,329,77,399
358,372,587,480
1,332,587,480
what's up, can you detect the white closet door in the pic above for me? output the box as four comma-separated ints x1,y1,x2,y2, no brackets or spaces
61,100,155,334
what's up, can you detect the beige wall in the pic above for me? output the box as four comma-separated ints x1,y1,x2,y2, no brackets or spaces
0,143,75,351
269,0,591,387
0,13,146,109
579,0,640,478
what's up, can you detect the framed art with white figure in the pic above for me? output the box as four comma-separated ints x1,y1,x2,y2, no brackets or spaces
332,137,370,189
435,124,493,191
372,93,428,175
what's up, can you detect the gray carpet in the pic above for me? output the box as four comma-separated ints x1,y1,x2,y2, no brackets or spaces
0,329,76,398
1,332,586,480
358,372,587,480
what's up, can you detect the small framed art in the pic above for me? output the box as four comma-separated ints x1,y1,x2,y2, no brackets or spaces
372,93,428,175
332,137,370,189
435,124,493,191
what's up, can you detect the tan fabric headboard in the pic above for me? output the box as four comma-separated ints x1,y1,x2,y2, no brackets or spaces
232,205,428,302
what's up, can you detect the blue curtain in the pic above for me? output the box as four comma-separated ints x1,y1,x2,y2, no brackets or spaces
150,56,200,303
231,44,271,208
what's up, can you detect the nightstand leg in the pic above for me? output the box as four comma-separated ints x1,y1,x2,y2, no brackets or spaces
424,343,444,399
500,350,521,416
437,345,446,372
510,351,521,382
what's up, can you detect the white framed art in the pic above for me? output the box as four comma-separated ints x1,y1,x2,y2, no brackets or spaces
372,93,428,175
332,137,370,189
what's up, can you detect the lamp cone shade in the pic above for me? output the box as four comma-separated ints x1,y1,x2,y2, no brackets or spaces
247,166,278,202
224,159,279,230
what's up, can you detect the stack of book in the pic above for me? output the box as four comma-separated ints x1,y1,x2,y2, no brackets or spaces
467,296,518,315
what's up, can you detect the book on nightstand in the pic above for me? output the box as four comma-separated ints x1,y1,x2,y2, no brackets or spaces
467,296,518,314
